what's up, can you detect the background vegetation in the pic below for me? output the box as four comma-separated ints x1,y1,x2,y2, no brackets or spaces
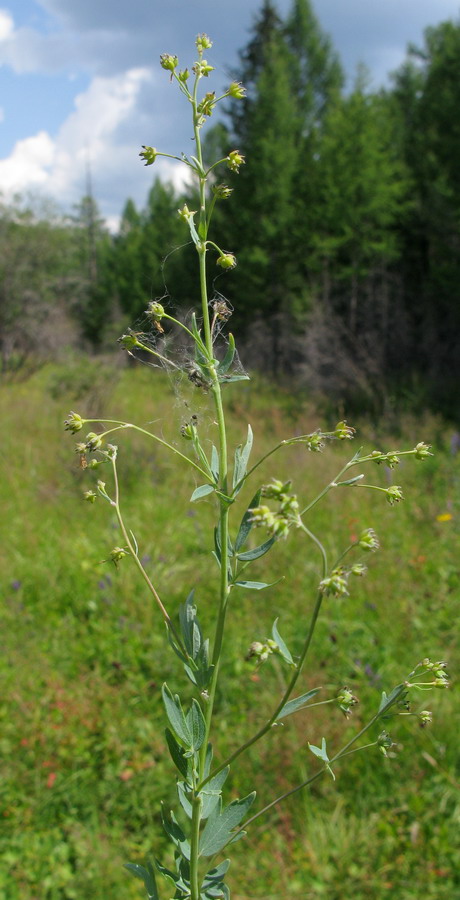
2,0,460,416
0,362,458,899
1,0,459,897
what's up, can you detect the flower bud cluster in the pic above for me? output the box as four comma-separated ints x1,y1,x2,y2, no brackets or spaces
64,411,84,434
196,33,212,52
418,709,433,728
414,441,432,460
216,252,237,270
370,450,400,468
245,638,278,666
377,730,395,757
422,659,450,688
227,81,246,99
213,183,233,199
358,528,380,552
337,686,359,718
160,53,178,73
334,421,355,440
385,485,404,505
227,150,245,172
197,91,216,119
304,431,325,452
107,547,128,568
118,331,142,350
250,481,300,539
139,146,158,166
319,559,370,598
192,60,214,77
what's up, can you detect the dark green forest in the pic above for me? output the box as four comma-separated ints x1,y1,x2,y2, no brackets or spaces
2,0,460,416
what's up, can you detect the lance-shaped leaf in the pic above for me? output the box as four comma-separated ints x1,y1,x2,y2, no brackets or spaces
185,699,206,752
219,373,250,383
155,858,183,893
199,792,256,857
234,490,261,552
233,580,275,591
191,483,215,502
162,685,191,748
179,590,201,659
161,806,191,860
217,333,236,375
271,618,294,666
232,425,253,494
165,728,190,780
277,688,321,720
211,445,220,482
124,861,159,900
236,536,277,561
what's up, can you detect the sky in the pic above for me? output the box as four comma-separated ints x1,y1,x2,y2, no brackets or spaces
0,0,459,228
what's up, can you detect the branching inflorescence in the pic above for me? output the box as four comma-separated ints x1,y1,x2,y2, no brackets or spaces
64,36,448,900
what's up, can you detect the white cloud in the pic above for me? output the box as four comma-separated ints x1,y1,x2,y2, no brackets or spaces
0,130,55,189
0,8,13,41
0,65,189,219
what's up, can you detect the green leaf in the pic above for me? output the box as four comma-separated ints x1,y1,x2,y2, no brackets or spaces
277,689,321,720
191,484,215,502
177,780,193,819
161,807,191,860
124,861,159,900
165,728,190,780
162,685,191,748
199,793,256,857
236,536,277,561
232,425,253,494
185,699,206,752
233,580,273,591
337,474,364,486
219,373,250,384
378,683,405,714
217,333,235,375
202,860,230,889
200,766,230,819
155,858,182,892
211,445,219,482
179,591,201,660
271,618,294,666
234,490,261,552
308,738,335,780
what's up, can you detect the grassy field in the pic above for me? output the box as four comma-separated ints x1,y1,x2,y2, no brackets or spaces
0,358,459,900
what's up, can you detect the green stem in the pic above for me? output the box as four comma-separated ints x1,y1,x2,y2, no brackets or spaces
84,419,210,481
110,457,186,654
230,684,406,839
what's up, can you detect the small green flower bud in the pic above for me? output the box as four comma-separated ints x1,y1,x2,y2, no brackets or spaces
386,454,400,468
227,150,245,172
305,432,325,452
227,81,246,99
118,332,141,350
350,563,367,577
160,53,178,72
108,547,128,567
178,68,190,82
139,145,158,166
370,450,383,463
85,432,103,451
213,183,233,199
434,677,449,689
386,485,404,505
177,204,197,223
419,710,433,727
414,441,432,460
181,421,197,440
216,252,237,269
334,420,355,440
261,479,290,501
87,459,102,469
145,300,165,320
64,411,84,433
193,59,214,77
196,33,213,52
83,490,97,503
266,639,278,651
197,91,216,118
377,730,394,756
358,528,380,552
337,687,359,717
319,569,349,597
75,442,87,454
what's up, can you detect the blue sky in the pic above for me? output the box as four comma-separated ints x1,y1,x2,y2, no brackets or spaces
1,0,459,227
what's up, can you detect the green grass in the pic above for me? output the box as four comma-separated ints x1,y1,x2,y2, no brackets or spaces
0,359,459,899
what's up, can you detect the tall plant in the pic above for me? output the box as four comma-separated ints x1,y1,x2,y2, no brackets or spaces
65,36,448,900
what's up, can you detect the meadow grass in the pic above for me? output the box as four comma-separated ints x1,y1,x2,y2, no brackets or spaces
0,359,458,899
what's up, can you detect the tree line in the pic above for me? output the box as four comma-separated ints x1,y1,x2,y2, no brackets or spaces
2,0,460,416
